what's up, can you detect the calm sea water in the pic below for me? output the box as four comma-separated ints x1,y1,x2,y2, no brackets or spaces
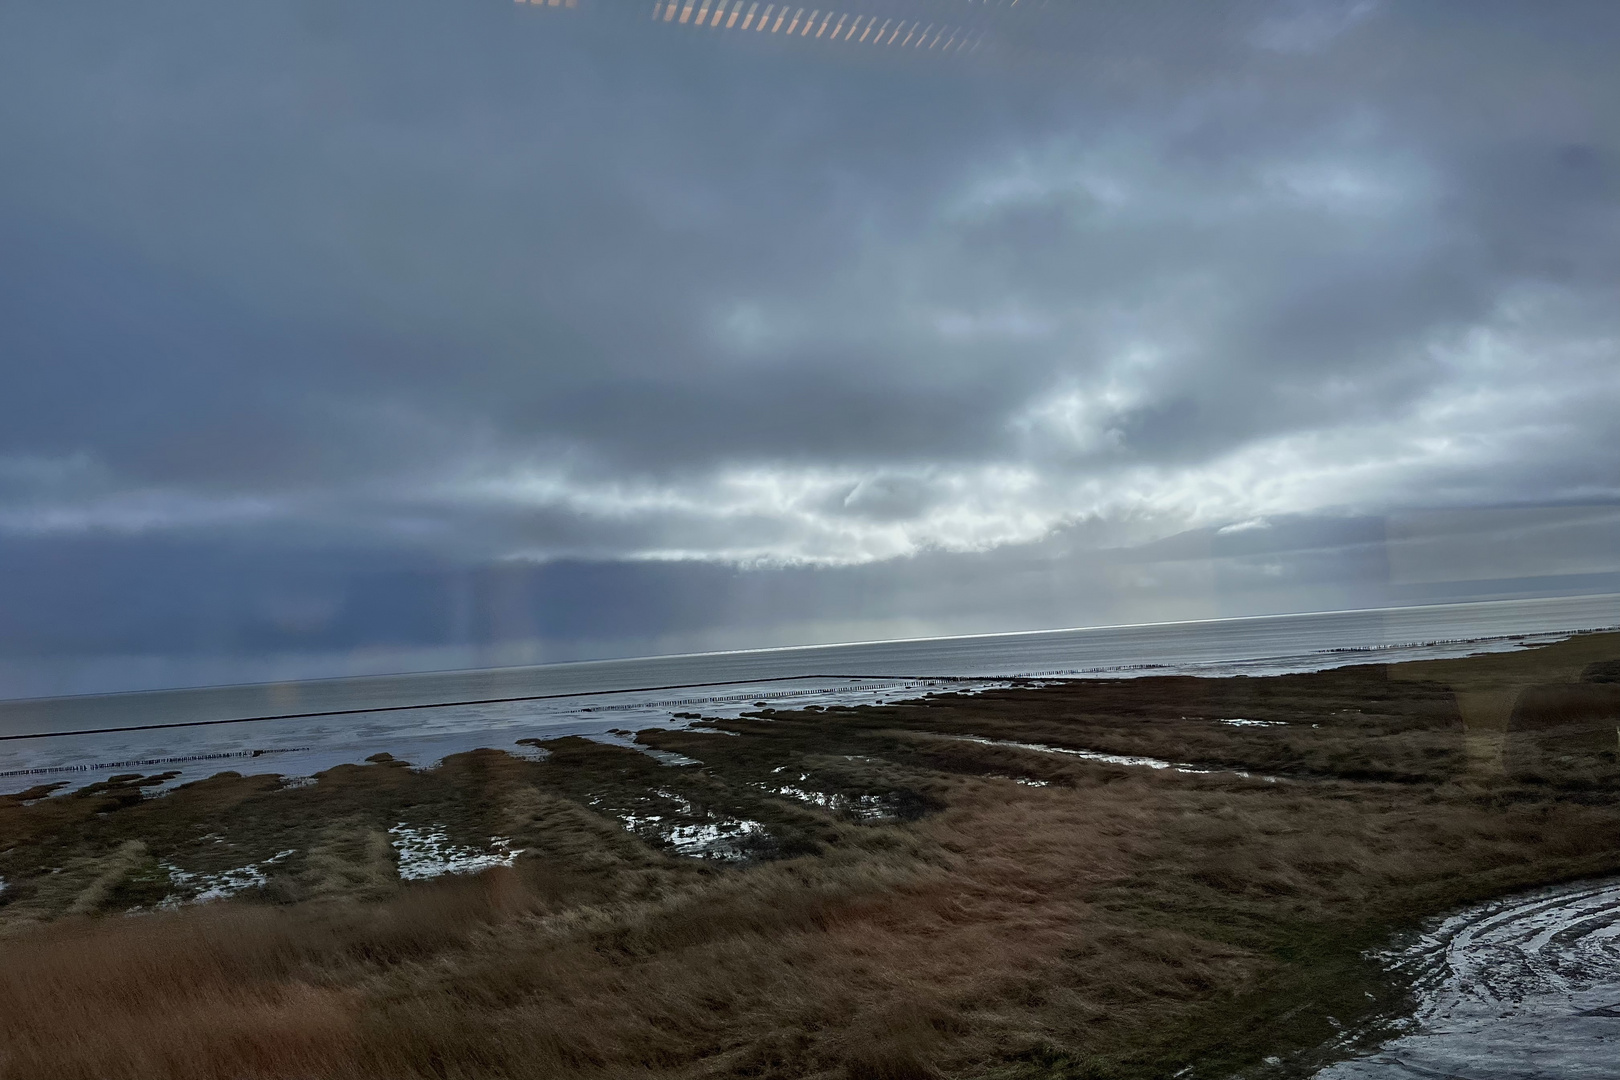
3,594,1616,792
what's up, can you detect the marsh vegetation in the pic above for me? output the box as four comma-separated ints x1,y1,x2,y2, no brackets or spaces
3,634,1619,1079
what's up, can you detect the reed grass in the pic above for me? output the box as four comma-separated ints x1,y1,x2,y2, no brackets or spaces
3,633,1619,1079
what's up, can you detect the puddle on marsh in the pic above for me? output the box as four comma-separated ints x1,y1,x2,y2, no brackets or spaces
933,733,1279,781
160,848,297,905
605,789,768,861
767,781,893,821
1314,877,1620,1079
389,824,523,881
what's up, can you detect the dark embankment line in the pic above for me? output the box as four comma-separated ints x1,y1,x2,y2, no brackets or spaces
0,673,975,743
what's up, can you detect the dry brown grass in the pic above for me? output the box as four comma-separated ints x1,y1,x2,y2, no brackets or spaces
0,783,1253,1079
0,907,361,1078
3,632,1620,1079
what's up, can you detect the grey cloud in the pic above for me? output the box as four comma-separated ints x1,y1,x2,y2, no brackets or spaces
1251,0,1380,54
1,0,1618,679
10,502,1618,698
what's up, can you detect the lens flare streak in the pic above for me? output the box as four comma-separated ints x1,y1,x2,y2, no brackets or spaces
636,1,986,53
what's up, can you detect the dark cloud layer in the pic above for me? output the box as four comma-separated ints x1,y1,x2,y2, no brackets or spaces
1,0,1617,694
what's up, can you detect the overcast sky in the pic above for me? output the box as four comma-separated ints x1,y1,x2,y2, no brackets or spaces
2,0,1617,696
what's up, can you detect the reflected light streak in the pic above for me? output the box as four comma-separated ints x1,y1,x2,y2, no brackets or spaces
529,0,987,57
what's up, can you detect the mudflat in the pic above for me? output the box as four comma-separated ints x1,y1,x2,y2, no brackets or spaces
3,634,1619,1079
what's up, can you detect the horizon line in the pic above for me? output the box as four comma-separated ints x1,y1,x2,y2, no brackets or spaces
3,592,1616,708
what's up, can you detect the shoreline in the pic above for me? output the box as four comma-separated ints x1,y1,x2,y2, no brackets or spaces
6,601,1617,797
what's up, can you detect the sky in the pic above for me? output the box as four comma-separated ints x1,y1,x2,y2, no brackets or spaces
2,0,1618,697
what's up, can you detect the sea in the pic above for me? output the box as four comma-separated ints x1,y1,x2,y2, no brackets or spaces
3,593,1616,794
